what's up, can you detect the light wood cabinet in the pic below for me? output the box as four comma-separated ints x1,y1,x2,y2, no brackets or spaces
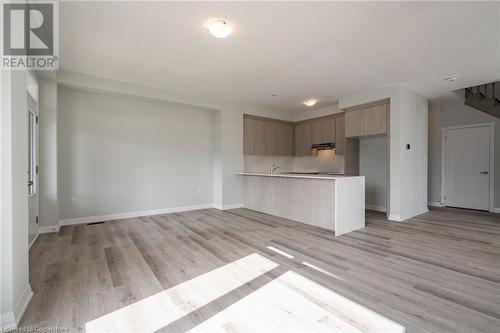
276,122,294,156
323,117,336,143
243,113,345,157
363,103,387,136
335,115,345,155
294,122,313,156
311,117,336,145
311,119,324,145
345,109,363,138
345,103,388,138
243,115,294,156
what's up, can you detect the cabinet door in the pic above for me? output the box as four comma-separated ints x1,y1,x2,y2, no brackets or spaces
243,117,252,155
294,122,312,156
345,109,363,138
244,117,260,155
276,123,294,156
323,117,336,143
335,115,345,155
363,104,387,136
311,119,324,145
263,120,277,155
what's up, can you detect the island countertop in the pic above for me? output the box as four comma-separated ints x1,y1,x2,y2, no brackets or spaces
236,172,362,180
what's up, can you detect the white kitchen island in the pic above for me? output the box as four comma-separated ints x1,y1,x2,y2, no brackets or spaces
237,173,365,236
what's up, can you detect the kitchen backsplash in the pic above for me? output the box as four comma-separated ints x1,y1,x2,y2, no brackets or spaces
244,149,345,174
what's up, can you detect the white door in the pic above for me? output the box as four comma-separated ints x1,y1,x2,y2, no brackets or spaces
28,95,39,245
443,125,491,211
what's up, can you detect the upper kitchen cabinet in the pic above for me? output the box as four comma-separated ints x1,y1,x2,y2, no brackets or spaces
345,101,388,138
243,115,294,156
294,121,313,156
335,114,345,155
363,103,388,136
276,122,294,155
312,117,336,145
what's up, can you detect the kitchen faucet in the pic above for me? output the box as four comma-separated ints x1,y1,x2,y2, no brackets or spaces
270,162,281,175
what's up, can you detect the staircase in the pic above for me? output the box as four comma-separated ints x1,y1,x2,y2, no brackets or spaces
464,82,500,118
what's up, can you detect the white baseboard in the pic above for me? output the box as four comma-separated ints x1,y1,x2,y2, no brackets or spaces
492,208,500,213
39,224,60,234
365,204,387,213
14,285,33,327
59,203,214,226
38,203,244,231
213,203,244,210
28,233,39,249
388,208,429,222
428,201,445,207
1,284,34,329
388,214,402,222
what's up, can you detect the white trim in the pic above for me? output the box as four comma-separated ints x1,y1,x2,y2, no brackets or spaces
39,224,60,234
388,214,401,222
2,285,34,329
400,208,429,221
13,285,33,326
28,233,39,249
59,203,214,226
428,201,445,207
388,208,429,222
492,208,500,214
365,204,387,213
441,123,495,212
213,203,244,210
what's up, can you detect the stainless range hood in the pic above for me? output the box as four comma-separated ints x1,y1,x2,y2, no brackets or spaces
311,143,335,150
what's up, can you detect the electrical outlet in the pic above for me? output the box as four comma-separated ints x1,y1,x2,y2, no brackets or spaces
71,197,78,205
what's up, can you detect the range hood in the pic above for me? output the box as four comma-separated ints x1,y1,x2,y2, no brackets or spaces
311,143,335,150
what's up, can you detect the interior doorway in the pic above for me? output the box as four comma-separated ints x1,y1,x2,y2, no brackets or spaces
28,94,39,247
442,123,494,211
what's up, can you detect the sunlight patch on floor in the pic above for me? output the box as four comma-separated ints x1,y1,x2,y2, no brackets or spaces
85,253,278,333
302,261,345,281
188,270,406,333
267,246,294,258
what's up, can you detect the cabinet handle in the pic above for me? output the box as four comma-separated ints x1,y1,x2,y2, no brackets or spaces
480,171,489,175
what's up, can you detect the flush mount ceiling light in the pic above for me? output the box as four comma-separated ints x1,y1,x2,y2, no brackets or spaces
303,98,318,107
445,75,458,82
205,19,233,38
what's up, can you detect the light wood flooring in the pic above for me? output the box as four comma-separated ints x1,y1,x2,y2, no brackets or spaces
20,208,500,332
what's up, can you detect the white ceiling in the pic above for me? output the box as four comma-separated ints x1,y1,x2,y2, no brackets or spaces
60,1,500,112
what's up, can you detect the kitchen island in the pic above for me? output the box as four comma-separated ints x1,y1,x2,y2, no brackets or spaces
237,173,365,236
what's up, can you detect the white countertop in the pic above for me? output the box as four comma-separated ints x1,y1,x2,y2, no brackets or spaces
236,172,357,180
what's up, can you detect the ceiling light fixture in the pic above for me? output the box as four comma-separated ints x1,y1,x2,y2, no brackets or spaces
303,98,318,107
445,75,458,82
205,19,233,38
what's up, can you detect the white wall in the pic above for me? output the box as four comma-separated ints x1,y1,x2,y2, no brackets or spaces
360,136,387,211
428,101,500,209
56,70,293,213
1,70,32,329
58,87,215,220
38,79,59,228
339,85,428,221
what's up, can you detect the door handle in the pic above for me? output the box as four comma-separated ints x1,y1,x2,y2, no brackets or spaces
480,171,489,175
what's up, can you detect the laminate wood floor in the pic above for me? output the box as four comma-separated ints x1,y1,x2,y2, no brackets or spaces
20,207,500,332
